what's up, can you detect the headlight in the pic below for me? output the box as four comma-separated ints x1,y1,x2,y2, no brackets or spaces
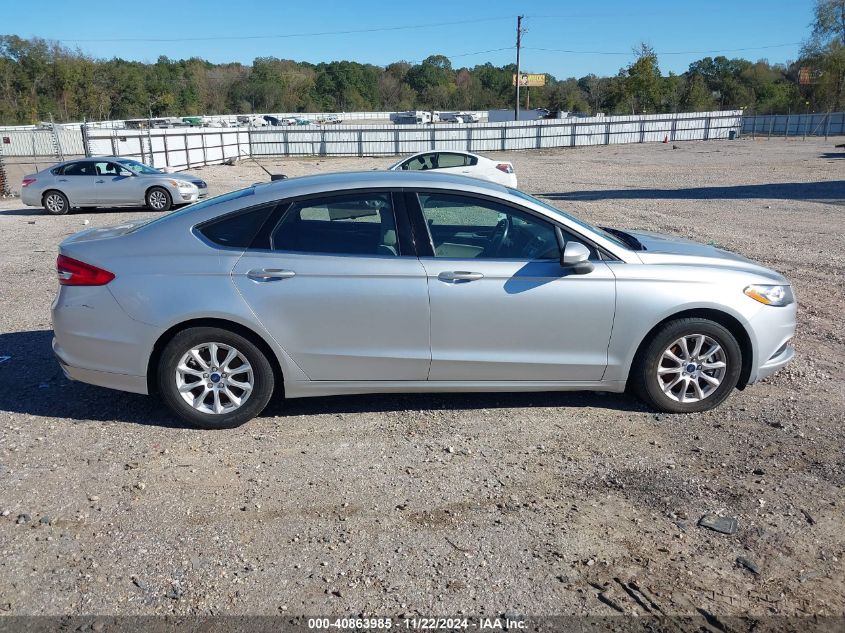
169,179,193,189
744,284,794,306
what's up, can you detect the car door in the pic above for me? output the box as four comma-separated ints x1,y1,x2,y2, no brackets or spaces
55,161,99,205
411,191,616,382
92,160,136,205
231,191,431,381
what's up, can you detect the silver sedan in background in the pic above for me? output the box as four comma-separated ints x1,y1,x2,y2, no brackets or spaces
21,157,208,214
51,171,796,429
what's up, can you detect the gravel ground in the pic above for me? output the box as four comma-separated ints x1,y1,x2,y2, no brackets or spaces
0,138,843,619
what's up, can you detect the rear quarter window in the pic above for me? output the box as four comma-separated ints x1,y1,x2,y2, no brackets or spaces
197,204,276,249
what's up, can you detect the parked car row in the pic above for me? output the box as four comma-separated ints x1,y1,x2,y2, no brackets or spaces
21,151,515,214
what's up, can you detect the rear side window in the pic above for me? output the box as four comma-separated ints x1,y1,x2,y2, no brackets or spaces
437,153,469,168
270,193,400,256
62,162,96,176
197,204,276,248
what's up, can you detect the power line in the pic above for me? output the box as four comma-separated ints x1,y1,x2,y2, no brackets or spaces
523,42,802,56
404,47,515,65
51,17,513,43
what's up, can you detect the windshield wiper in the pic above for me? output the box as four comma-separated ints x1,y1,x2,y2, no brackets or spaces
600,227,645,251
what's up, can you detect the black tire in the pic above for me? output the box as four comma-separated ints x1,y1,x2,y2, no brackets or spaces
145,186,172,212
631,318,742,413
42,190,69,215
157,327,275,429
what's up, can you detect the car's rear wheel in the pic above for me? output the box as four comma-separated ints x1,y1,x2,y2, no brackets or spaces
632,318,742,413
146,187,172,211
157,327,274,429
42,190,69,215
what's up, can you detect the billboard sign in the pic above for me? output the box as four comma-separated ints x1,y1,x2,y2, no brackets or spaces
513,73,546,87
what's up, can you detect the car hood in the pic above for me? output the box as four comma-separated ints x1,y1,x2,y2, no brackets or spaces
623,229,787,282
144,172,205,185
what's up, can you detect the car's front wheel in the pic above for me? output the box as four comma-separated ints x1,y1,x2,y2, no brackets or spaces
146,186,172,211
157,327,275,429
42,190,69,215
632,318,742,413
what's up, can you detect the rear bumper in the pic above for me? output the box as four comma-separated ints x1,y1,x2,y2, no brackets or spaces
51,285,156,394
21,187,41,206
54,339,148,394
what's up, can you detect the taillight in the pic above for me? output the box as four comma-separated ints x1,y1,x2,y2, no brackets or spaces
496,163,514,174
22,178,36,187
56,255,115,286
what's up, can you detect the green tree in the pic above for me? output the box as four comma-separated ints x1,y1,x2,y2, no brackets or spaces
624,44,665,113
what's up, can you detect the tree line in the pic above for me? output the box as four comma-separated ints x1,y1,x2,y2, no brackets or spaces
2,1,843,125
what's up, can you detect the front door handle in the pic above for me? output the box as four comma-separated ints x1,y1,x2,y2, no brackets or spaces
438,270,484,282
247,268,296,281
95,179,104,183
57,178,68,182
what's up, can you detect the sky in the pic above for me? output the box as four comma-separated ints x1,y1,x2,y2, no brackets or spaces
4,0,814,78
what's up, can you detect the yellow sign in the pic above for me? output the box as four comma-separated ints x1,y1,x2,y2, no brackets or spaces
513,73,546,87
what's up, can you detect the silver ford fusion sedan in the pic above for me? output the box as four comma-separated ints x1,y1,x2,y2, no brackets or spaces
51,171,796,429
22,157,208,214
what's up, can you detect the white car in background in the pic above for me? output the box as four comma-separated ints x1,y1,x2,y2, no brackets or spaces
388,150,517,187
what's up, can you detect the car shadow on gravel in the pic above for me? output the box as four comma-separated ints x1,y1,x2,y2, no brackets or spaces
0,329,647,428
541,180,845,203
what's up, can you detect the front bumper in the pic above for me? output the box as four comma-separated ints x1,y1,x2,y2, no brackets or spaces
177,189,199,203
747,300,797,384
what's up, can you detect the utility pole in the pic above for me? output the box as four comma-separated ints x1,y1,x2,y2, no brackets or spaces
514,15,524,122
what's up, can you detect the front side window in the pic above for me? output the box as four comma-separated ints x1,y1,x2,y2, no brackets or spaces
117,159,161,175
94,161,131,177
418,193,560,260
271,193,400,257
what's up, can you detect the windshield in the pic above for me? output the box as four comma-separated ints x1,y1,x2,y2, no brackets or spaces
116,159,162,175
127,186,256,233
507,188,629,249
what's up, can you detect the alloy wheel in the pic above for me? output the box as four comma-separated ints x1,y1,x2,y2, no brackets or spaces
148,190,169,210
44,193,66,213
175,342,254,415
655,334,727,403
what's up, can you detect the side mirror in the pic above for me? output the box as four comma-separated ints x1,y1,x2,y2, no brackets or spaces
560,240,594,274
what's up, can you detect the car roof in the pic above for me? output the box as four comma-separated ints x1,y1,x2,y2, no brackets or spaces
254,169,506,198
405,149,477,157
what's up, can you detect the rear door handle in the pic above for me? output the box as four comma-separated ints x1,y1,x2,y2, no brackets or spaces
247,268,296,281
438,270,484,282
95,179,104,183
58,178,68,182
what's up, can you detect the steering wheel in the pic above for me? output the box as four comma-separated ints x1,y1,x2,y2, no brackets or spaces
484,216,511,257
